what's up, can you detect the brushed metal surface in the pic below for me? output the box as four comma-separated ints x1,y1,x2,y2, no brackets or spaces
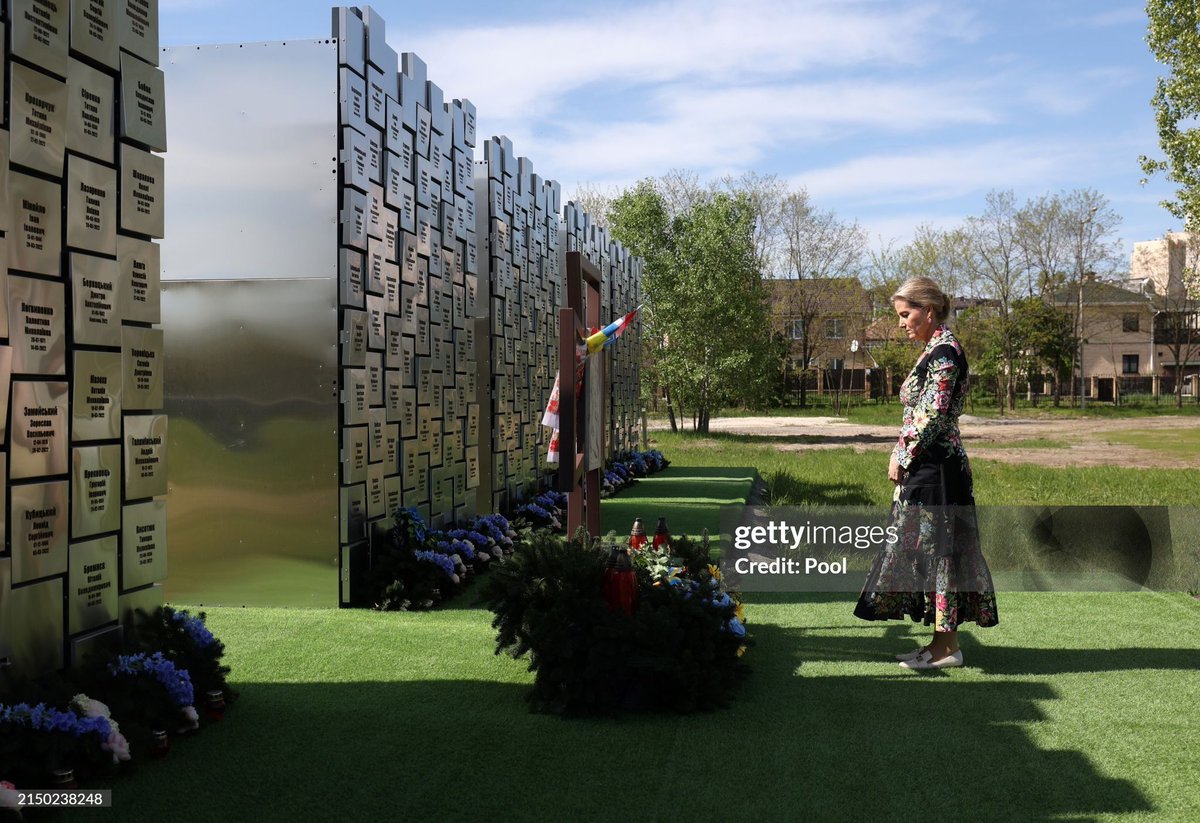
11,480,69,584
10,380,69,480
341,424,368,485
117,235,160,323
119,51,166,151
0,573,64,676
70,0,120,69
117,582,163,623
118,143,163,237
119,0,158,66
161,278,337,606
0,130,9,235
10,62,68,175
8,171,63,277
121,325,163,409
333,6,365,74
161,40,337,280
0,348,10,442
68,535,118,635
12,0,69,78
66,57,115,163
72,349,123,442
71,443,122,538
121,498,167,590
70,253,121,346
8,275,66,375
123,413,167,499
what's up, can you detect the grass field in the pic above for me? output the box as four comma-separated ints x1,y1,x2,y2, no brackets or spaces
70,591,1200,822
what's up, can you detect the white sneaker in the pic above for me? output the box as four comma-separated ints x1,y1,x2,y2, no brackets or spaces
899,649,963,670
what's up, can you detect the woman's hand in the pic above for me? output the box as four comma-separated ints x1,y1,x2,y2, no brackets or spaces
888,454,904,484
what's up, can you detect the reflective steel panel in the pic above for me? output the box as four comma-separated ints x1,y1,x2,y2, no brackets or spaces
384,422,400,472
341,187,368,250
384,474,401,518
339,66,367,130
366,352,383,407
341,307,368,367
339,247,365,308
124,413,167,499
119,52,166,151
67,57,115,163
12,0,69,78
72,349,123,441
118,583,163,624
342,367,368,425
71,254,121,346
71,443,122,537
339,483,366,544
334,6,365,73
119,0,158,66
367,461,385,520
10,63,68,175
68,535,118,635
341,125,371,193
341,424,368,484
121,499,167,590
0,574,64,675
366,65,386,129
122,325,163,409
70,0,121,69
366,293,385,351
118,143,163,237
11,480,69,583
8,172,63,276
66,136,120,254
10,380,69,480
117,235,160,323
162,41,337,280
368,407,385,464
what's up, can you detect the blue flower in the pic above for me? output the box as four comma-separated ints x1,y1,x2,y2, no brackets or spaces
727,617,746,638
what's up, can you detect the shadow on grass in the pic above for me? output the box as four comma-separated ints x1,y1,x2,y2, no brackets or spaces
70,622,1160,823
763,469,876,506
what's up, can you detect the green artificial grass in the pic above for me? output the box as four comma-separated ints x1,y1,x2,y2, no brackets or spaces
68,592,1200,822
600,465,757,540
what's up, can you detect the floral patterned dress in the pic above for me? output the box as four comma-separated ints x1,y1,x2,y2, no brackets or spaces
854,324,999,631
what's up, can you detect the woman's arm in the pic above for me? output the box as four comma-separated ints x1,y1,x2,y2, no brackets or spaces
892,346,961,470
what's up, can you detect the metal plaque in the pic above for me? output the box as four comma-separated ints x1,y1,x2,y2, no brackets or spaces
70,0,120,69
367,353,383,406
119,52,166,151
342,367,368,425
117,235,160,323
0,351,10,443
11,380,69,481
341,125,371,193
119,144,164,237
384,474,401,519
12,0,69,78
340,483,366,544
384,422,400,472
368,407,385,464
121,499,167,590
67,57,116,162
11,480,69,584
8,172,63,276
8,275,66,375
366,64,387,129
334,6,365,73
368,183,384,240
68,535,119,635
0,572,64,675
385,315,403,369
366,237,385,294
119,0,158,66
68,155,118,253
367,462,385,521
118,582,163,625
340,66,367,129
341,307,368,367
72,349,123,441
71,443,122,537
122,325,163,409
466,446,479,489
124,413,167,499
340,424,368,485
366,293,385,350
385,369,403,422
71,254,121,346
339,247,365,308
341,187,368,250
10,63,68,175
0,132,9,235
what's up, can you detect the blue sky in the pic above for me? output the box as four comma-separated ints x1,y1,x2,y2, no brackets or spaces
160,0,1179,264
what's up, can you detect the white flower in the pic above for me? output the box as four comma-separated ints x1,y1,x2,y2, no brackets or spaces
0,781,21,812
71,694,113,720
179,705,200,732
105,730,131,763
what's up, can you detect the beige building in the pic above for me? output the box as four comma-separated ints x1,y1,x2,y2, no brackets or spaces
1051,279,1158,401
1129,232,1191,298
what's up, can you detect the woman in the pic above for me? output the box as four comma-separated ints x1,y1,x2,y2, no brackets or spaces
854,277,998,669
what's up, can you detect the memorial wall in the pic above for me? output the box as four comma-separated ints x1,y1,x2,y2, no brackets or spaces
0,0,166,677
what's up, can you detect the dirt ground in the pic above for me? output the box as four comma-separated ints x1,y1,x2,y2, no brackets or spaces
651,414,1199,469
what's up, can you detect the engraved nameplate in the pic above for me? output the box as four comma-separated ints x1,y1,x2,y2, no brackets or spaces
118,144,164,237
119,51,165,150
72,350,123,441
67,57,115,162
121,326,163,409
123,413,167,499
12,0,69,78
67,157,118,254
71,443,122,537
121,498,167,589
117,235,160,323
11,380,69,479
7,274,66,375
70,0,120,69
11,480,69,584
8,172,63,276
119,0,159,67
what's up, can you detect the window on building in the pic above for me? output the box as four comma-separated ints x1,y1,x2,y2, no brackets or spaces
1122,354,1140,375
790,318,804,339
1122,313,1139,333
828,358,844,371
826,318,844,339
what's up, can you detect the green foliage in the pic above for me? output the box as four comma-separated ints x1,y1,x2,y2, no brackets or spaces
123,606,238,709
480,531,749,715
1012,296,1077,388
1143,0,1200,237
609,180,777,431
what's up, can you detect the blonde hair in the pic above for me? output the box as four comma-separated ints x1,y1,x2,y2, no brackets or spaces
892,276,951,323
